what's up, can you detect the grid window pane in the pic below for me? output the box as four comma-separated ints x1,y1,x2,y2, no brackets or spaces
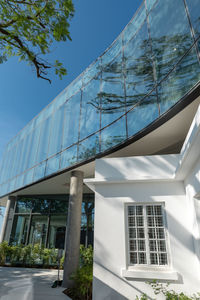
136,206,143,215
148,228,156,239
138,239,145,251
128,216,135,227
137,228,145,238
129,228,136,239
138,252,146,264
159,253,168,265
150,253,158,265
156,228,165,239
146,205,154,215
130,240,137,251
128,206,135,216
136,216,144,227
155,216,164,227
147,216,154,227
149,240,157,252
130,252,137,264
154,206,162,215
127,204,168,266
157,240,166,252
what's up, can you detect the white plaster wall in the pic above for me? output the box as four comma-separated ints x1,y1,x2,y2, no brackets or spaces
93,180,200,300
184,156,200,262
95,155,179,181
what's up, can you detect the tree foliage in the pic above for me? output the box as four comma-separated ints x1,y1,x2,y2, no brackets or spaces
0,0,74,82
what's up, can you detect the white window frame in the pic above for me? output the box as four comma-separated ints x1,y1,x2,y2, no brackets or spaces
122,202,178,280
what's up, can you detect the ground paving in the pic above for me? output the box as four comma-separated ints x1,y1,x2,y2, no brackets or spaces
0,267,71,300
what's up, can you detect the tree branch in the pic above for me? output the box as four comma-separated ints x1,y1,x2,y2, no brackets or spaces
0,26,51,83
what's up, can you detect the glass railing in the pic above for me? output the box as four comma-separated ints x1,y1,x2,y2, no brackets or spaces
0,0,200,197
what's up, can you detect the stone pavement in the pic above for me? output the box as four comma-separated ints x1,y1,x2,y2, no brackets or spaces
0,267,71,300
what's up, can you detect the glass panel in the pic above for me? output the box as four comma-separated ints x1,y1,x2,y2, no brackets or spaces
29,215,48,246
149,0,194,82
102,36,122,65
62,92,81,149
81,212,94,246
47,215,67,248
33,161,46,182
36,117,51,163
10,215,29,245
60,145,77,170
9,178,16,192
158,46,200,114
17,137,27,174
83,59,101,86
48,105,64,157
15,174,24,190
32,198,50,213
20,133,32,174
101,53,125,127
146,0,157,13
186,0,200,39
124,21,155,108
127,94,159,137
123,3,146,45
53,89,67,111
65,76,82,100
101,116,126,152
26,125,41,169
78,134,100,161
45,154,60,176
79,76,101,140
50,198,68,213
23,168,34,186
130,252,138,264
16,198,32,213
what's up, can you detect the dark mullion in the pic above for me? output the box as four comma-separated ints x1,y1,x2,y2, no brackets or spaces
144,0,160,116
122,31,128,139
45,215,51,248
183,0,200,65
99,57,103,153
25,210,32,245
77,84,83,161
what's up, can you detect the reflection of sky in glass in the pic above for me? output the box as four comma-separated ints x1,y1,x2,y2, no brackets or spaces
0,0,200,196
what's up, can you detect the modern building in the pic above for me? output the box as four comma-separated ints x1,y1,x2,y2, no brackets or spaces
0,0,200,298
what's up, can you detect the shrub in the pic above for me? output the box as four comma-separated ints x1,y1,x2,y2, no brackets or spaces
64,245,93,300
0,241,10,265
136,281,200,300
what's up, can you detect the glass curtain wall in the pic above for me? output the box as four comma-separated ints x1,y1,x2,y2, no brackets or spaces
0,0,200,197
10,194,94,248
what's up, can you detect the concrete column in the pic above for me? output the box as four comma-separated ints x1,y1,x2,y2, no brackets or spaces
0,196,15,243
62,170,84,288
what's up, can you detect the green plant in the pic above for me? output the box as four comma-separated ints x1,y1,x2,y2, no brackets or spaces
65,245,93,300
0,241,10,265
136,281,200,300
9,245,23,264
21,244,32,264
80,245,93,267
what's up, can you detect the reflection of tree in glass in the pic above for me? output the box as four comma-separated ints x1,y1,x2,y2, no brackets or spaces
32,198,50,213
96,32,197,117
101,58,125,115
78,136,99,160
102,135,124,150
82,199,94,247
16,198,32,213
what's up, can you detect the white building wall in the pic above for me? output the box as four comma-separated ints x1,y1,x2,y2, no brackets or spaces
184,156,200,263
92,178,200,299
84,105,200,299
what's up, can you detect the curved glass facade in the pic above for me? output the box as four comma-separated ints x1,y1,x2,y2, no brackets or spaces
0,0,200,197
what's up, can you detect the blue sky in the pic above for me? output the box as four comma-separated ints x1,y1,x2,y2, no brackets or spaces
0,0,142,226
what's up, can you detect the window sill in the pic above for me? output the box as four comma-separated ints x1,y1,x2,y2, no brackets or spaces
121,268,179,281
